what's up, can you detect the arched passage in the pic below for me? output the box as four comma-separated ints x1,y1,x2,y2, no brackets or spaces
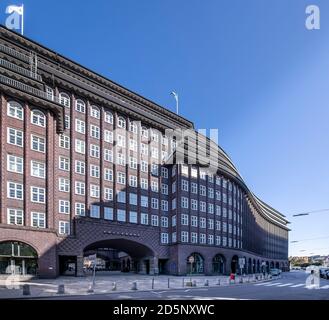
0,241,38,275
275,262,280,269
187,253,204,274
253,259,256,273
257,260,260,273
212,254,226,274
82,238,156,275
231,255,239,273
270,261,274,269
248,258,252,274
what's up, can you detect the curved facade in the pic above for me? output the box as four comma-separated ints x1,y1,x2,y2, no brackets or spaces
0,26,289,278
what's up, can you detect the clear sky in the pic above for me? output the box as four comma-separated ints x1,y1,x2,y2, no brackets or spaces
1,0,328,257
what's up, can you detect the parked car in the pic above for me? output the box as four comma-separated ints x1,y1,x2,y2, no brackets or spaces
323,270,329,280
319,268,329,278
270,268,281,276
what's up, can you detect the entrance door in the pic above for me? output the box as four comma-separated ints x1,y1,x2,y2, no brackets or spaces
59,256,77,276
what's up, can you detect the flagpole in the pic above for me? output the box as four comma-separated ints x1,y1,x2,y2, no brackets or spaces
21,4,24,35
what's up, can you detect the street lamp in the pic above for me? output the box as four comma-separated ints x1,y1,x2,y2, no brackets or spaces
171,91,179,115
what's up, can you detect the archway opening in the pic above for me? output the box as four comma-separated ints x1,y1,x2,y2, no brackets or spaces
0,241,38,276
212,254,226,274
248,258,252,274
81,238,156,276
253,259,256,273
187,253,204,274
231,255,239,273
257,260,260,273
275,262,280,269
270,261,274,269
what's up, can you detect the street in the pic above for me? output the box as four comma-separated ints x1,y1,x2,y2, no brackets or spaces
34,271,329,300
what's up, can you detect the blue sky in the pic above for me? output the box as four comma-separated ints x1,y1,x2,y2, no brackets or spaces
1,0,328,257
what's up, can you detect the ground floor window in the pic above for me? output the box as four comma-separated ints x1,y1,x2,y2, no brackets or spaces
186,253,204,274
212,254,225,274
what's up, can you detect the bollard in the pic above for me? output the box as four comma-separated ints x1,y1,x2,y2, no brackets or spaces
152,278,154,290
217,279,221,286
192,280,197,287
131,281,137,290
204,280,209,286
87,285,94,293
168,278,170,288
57,284,65,294
112,282,117,291
182,278,184,287
239,277,243,284
22,284,30,296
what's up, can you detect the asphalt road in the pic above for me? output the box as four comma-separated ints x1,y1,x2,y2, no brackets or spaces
33,271,329,300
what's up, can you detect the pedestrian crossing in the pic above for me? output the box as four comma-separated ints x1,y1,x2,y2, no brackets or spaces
254,282,329,289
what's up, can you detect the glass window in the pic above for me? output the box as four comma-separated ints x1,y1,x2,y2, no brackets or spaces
7,101,23,120
31,110,46,127
117,116,126,128
31,135,45,153
129,211,137,224
117,209,126,222
141,213,148,225
90,105,100,119
90,185,100,198
7,128,23,147
59,135,70,149
59,221,70,235
59,200,70,214
75,160,85,175
75,203,86,216
7,182,23,200
105,111,113,124
75,99,85,113
31,212,45,228
117,191,126,203
59,156,70,171
90,205,100,218
7,155,23,174
59,93,70,108
7,208,23,225
75,181,85,195
104,207,113,220
31,187,45,203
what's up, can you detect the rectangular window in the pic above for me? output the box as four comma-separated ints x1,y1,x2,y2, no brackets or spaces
59,156,70,171
90,124,100,139
7,182,23,200
161,184,168,195
59,221,70,235
129,157,137,170
191,232,198,244
181,197,189,209
141,161,148,173
141,143,148,155
117,153,126,166
63,115,69,129
140,178,148,190
129,193,137,205
31,186,45,203
172,198,176,210
200,170,206,180
117,209,126,222
181,231,189,243
31,161,46,179
117,191,126,203
129,211,137,224
90,205,100,218
200,185,206,196
151,180,159,193
141,196,148,208
161,167,168,178
172,232,177,243
104,188,113,201
161,216,168,227
7,155,23,174
75,139,85,154
75,181,85,195
216,220,221,231
104,207,114,220
31,135,45,153
141,213,148,225
216,191,221,201
181,179,189,191
104,149,113,162
208,219,214,229
172,215,176,227
191,216,198,227
208,203,214,214
90,185,100,198
31,212,45,228
59,177,70,192
191,182,198,194
59,200,70,214
161,233,169,244
7,128,23,147
90,144,100,158
208,235,214,245
90,165,100,178
161,200,168,212
117,172,126,185
117,135,126,148
216,236,221,246
75,160,85,175
105,111,113,124
129,175,137,187
7,208,23,225
200,201,206,212
151,147,158,159
151,215,159,226
181,214,189,225
59,135,70,149
151,198,159,209
151,163,159,176
104,168,113,181
104,130,113,143
181,165,189,176
129,138,137,151
200,233,206,244
191,199,198,211
75,119,85,134
75,203,86,216
191,168,198,178
208,188,214,198
200,217,206,228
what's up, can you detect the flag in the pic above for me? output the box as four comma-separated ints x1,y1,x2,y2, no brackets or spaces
6,5,24,15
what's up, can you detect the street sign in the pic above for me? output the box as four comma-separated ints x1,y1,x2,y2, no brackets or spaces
88,254,97,262
238,258,245,266
188,256,195,263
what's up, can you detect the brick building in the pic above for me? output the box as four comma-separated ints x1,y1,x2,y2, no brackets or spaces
0,25,289,278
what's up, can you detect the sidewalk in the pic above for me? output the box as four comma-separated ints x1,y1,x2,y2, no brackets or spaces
0,273,275,299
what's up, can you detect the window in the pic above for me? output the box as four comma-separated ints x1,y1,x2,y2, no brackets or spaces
191,232,198,243
105,111,113,124
191,199,198,210
161,167,168,178
129,121,138,133
90,165,100,178
200,170,206,180
59,135,70,149
181,180,189,191
141,143,148,155
90,144,100,158
104,130,113,143
151,147,158,159
117,209,126,222
222,237,227,246
129,157,137,169
161,233,169,244
228,238,232,247
117,135,126,148
129,175,137,187
31,110,46,127
161,200,168,212
216,236,221,246
172,198,176,210
75,99,85,113
75,203,86,216
161,184,168,195
228,224,232,233
208,203,214,214
216,191,221,201
31,212,45,228
172,215,177,227
117,191,126,203
181,197,189,209
104,188,113,201
7,182,23,200
151,198,159,209
59,93,70,107
200,234,206,244
216,220,221,231
200,217,206,228
208,219,214,229
75,139,86,154
129,211,137,223
181,231,189,243
181,165,189,176
208,188,214,199
75,181,85,195
90,205,100,218
7,101,23,120
59,221,70,235
208,175,214,183
90,125,100,139
172,166,176,177
151,215,159,226
223,207,227,217
151,131,159,142
172,232,177,243
129,193,137,205
104,207,113,220
223,179,227,189
75,160,85,175
151,163,158,176
223,222,227,232
7,209,23,225
191,216,198,227
141,196,148,208
75,119,85,134
129,138,137,151
216,177,221,185
181,214,188,225
151,180,159,193
191,168,198,178
31,187,45,203
104,168,113,181
90,105,100,119
117,116,126,128
117,153,125,166
59,178,70,192
141,213,148,225
191,183,198,194
141,127,149,138
31,135,45,153
200,185,206,196
104,149,113,162
208,235,214,245
117,172,126,185
7,128,23,147
46,87,54,101
59,156,70,171
140,178,148,190
200,201,206,212
7,155,23,174
141,160,148,173
161,217,169,228
90,185,100,198
59,200,70,214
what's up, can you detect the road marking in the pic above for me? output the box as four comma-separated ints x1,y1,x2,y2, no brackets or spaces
277,283,293,287
254,283,267,286
290,284,305,288
263,282,282,286
320,285,329,289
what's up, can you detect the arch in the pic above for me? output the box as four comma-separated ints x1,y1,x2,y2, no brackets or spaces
187,253,204,274
75,99,86,113
0,241,38,275
7,100,24,120
275,262,280,269
59,92,70,108
266,261,270,272
90,105,100,119
257,260,260,273
253,259,256,273
31,109,46,127
270,261,274,269
231,255,239,274
212,254,226,274
248,258,252,274
104,111,113,124
117,116,126,129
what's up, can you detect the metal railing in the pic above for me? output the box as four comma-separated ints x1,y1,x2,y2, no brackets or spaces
0,43,30,62
0,58,42,81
